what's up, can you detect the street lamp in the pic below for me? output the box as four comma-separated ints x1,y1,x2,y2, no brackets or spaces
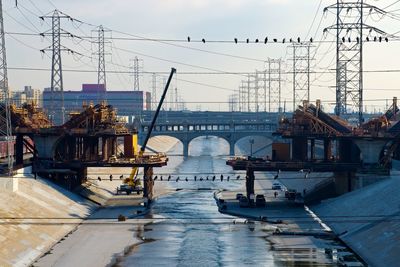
249,139,254,156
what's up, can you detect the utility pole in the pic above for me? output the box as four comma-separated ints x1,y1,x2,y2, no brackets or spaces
41,10,77,125
324,0,386,124
0,0,13,176
290,42,313,111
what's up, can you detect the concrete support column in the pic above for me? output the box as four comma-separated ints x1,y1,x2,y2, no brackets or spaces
354,139,387,164
143,167,154,202
292,137,308,161
310,139,315,161
246,169,255,201
102,137,107,161
15,134,24,166
183,140,189,157
229,141,235,156
324,139,332,162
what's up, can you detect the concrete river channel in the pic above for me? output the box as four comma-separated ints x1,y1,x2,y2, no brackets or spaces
115,137,363,267
35,136,364,266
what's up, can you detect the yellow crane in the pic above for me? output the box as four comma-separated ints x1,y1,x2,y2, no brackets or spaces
120,68,176,193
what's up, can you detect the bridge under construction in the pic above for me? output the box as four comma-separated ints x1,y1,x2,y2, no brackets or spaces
227,98,400,202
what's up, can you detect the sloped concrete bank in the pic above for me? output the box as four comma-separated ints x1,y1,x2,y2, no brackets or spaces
0,136,178,267
310,175,400,267
0,167,96,267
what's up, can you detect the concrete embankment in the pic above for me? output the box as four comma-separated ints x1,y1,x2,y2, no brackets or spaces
311,175,400,267
0,136,178,267
0,167,96,267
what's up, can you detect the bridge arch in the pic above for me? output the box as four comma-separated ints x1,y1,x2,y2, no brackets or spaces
146,135,184,155
187,135,231,156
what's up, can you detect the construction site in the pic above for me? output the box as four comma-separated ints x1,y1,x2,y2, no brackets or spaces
1,0,400,266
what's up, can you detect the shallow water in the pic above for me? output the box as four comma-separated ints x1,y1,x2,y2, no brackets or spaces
116,137,357,266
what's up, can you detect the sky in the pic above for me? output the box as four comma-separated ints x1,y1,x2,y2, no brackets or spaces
3,0,400,112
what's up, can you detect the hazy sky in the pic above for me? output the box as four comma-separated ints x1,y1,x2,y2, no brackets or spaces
3,0,400,112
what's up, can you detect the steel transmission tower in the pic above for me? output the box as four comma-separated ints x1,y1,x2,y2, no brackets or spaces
324,0,386,123
93,25,110,101
41,10,77,125
50,10,63,124
267,58,283,113
151,73,157,110
290,42,313,111
0,0,13,175
132,56,141,91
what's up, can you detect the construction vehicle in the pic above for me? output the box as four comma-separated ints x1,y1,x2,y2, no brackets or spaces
117,68,176,195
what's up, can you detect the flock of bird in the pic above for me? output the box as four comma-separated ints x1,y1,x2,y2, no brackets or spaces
186,36,389,44
95,169,311,182
187,36,312,44
152,174,241,182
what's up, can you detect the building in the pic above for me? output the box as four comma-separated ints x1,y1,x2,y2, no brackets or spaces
43,84,151,124
11,86,42,107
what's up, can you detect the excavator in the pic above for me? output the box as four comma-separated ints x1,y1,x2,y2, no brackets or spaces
117,68,176,195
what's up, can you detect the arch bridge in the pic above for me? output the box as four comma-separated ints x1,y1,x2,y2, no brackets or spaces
138,121,277,156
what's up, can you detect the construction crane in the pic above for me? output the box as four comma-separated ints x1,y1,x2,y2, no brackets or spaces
121,68,176,193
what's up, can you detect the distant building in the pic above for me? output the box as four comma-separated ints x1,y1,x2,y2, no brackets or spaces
11,86,42,107
43,84,151,124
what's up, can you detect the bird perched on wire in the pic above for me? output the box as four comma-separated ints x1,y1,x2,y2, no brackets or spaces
310,37,313,43
273,38,277,42
168,175,171,181
236,175,240,180
212,176,216,181
282,38,285,43
185,177,188,182
154,176,158,181
297,37,301,43
227,176,230,181
255,38,259,43
176,177,180,182
366,36,370,42
187,36,191,42
290,38,293,43
194,175,197,181
160,176,163,181
119,175,124,180
220,174,224,182
234,38,238,44
246,38,249,43
98,176,101,181
200,177,203,181
202,38,205,43
264,37,268,44
206,176,209,181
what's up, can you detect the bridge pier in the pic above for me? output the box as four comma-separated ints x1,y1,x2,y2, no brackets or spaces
245,169,255,202
183,140,189,157
229,141,235,156
143,167,154,202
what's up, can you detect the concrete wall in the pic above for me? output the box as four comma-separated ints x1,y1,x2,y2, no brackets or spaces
0,167,96,266
311,175,400,267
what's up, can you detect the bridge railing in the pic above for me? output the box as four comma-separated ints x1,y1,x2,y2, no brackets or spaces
140,122,277,133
